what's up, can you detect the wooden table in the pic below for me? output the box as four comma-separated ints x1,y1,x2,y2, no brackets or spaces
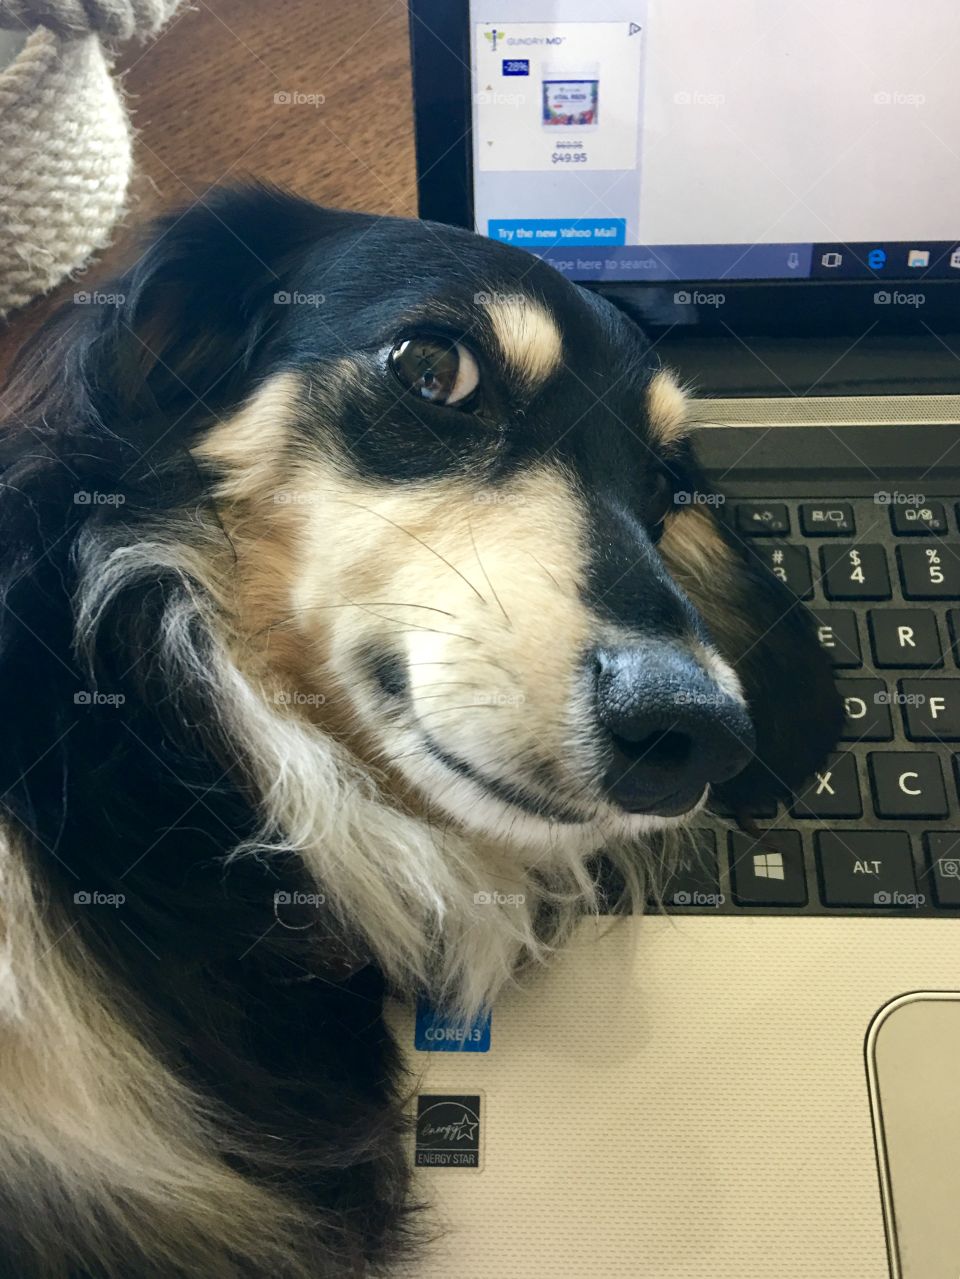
0,0,418,378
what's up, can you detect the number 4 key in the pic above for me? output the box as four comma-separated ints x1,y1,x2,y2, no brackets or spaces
822,545,892,599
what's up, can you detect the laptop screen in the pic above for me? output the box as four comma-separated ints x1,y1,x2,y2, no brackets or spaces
469,1,960,285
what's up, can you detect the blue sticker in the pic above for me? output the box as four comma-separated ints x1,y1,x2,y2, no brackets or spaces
502,58,530,76
415,1000,491,1052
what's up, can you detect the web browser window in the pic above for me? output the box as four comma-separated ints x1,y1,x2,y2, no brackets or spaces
470,0,960,282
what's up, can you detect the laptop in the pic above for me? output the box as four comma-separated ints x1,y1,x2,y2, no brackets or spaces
399,4,960,1275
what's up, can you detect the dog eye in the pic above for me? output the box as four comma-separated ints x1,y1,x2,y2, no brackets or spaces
389,337,480,407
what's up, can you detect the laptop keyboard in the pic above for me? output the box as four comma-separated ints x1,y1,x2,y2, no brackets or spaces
664,494,960,916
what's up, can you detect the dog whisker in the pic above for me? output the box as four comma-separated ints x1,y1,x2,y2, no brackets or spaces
332,498,488,606
339,603,480,644
402,683,502,701
250,599,457,641
526,550,564,592
467,519,511,628
413,702,507,720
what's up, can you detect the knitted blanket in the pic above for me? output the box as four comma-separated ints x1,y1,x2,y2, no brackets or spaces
0,0,184,317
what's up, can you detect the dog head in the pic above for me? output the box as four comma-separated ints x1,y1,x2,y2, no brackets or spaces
0,187,840,1008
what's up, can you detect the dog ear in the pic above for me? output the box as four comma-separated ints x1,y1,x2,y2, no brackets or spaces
2,185,353,472
658,465,843,811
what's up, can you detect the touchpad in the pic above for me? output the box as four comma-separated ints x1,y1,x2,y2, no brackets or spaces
868,993,960,1278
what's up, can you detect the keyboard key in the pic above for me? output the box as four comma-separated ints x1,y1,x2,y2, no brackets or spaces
898,544,960,599
735,503,790,536
655,832,724,910
923,833,960,907
816,831,916,907
729,831,806,905
800,502,855,536
948,610,960,665
835,678,894,741
890,500,948,536
813,610,862,668
869,609,942,668
822,545,891,600
899,680,960,740
791,752,862,818
868,752,948,818
756,544,813,598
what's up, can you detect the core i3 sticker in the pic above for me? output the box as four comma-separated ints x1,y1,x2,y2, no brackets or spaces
415,1000,491,1052
415,1095,482,1169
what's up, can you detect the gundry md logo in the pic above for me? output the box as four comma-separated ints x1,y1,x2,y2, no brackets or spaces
415,1095,483,1169
483,28,505,52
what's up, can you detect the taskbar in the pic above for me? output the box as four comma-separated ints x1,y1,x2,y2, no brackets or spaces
482,228,960,284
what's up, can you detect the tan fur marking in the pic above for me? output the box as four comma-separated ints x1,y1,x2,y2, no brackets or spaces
484,295,563,387
207,453,594,800
658,505,746,656
192,371,302,502
658,504,734,583
646,369,689,447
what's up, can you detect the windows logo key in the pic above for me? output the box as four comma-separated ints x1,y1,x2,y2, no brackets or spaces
753,851,786,881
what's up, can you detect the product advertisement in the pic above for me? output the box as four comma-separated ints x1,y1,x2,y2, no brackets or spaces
474,21,644,173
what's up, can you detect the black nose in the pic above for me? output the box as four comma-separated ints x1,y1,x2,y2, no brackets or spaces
591,644,755,815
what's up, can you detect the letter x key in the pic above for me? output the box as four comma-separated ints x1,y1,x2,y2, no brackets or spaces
791,752,863,818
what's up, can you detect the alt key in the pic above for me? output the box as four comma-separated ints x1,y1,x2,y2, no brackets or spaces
815,830,917,907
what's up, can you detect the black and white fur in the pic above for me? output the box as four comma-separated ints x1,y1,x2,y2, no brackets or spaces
0,186,840,1277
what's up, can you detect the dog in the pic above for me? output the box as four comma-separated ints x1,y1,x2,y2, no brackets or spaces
0,185,840,1277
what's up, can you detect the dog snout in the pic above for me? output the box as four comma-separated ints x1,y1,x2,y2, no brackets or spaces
590,644,755,814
